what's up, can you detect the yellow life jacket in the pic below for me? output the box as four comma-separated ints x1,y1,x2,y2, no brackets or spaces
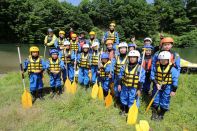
100,61,111,77
155,64,172,85
108,31,116,41
79,53,89,68
58,38,65,47
70,40,78,51
28,56,43,73
115,56,127,75
89,39,96,46
91,51,99,66
61,50,71,64
49,58,61,71
122,64,139,88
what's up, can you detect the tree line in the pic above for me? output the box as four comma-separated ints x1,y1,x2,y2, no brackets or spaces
0,0,196,47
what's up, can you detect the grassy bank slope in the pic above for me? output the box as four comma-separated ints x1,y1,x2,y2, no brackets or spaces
0,72,196,131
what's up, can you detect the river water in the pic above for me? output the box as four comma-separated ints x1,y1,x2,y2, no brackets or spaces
0,44,196,74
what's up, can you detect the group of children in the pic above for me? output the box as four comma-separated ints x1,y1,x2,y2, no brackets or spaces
23,23,180,121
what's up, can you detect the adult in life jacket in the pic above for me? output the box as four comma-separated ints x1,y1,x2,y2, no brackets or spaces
90,42,100,86
54,30,67,50
77,44,91,89
113,42,128,106
103,22,119,50
87,31,99,48
152,37,181,76
97,53,112,97
44,28,57,50
70,33,81,53
58,41,75,83
23,46,45,103
118,50,145,116
46,49,65,97
150,51,178,121
142,45,154,94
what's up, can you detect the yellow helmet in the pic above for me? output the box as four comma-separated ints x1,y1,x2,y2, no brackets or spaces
110,22,116,27
29,46,39,53
89,31,96,35
106,38,114,45
59,30,65,35
71,33,77,38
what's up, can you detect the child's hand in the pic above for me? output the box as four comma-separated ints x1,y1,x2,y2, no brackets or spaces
136,90,141,97
108,74,112,78
170,92,176,96
118,85,121,92
97,71,100,74
156,84,161,90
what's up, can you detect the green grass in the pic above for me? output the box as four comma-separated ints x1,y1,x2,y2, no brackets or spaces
0,72,196,131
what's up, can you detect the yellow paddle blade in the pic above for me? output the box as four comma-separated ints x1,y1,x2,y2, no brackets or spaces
91,83,99,99
139,120,150,131
98,86,104,100
71,80,77,94
64,78,71,90
21,89,32,108
105,91,113,108
127,100,138,125
135,124,141,131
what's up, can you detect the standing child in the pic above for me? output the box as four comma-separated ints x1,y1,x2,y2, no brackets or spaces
118,50,145,115
113,42,128,106
77,44,91,89
90,42,100,86
98,53,112,97
23,46,45,103
150,51,178,121
59,41,75,83
46,49,65,97
142,45,153,94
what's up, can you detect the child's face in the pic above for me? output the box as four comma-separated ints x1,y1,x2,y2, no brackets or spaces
107,44,113,49
32,52,39,57
72,37,76,41
83,48,89,52
159,59,169,65
129,47,135,51
119,47,127,54
129,56,138,63
49,32,53,36
52,54,58,59
90,35,95,39
80,34,85,38
59,34,64,38
162,43,172,51
144,40,151,45
145,49,152,56
109,26,115,31
102,58,108,64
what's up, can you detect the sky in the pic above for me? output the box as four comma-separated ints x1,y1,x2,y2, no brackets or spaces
59,0,154,6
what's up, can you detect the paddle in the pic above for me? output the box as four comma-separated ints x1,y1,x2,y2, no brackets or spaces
63,50,71,92
71,52,77,94
17,45,32,108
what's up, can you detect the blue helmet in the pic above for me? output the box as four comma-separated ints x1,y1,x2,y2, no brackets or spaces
50,49,59,55
128,43,137,48
101,53,109,59
143,45,153,50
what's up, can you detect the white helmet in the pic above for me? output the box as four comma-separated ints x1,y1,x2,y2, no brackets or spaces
144,37,152,43
63,41,70,46
118,42,128,48
128,50,140,58
92,42,99,47
83,44,90,48
158,51,171,60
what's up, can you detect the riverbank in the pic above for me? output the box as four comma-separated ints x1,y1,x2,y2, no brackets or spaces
0,72,196,130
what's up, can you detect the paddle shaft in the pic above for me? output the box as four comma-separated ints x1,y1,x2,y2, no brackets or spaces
44,45,46,59
17,46,26,90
